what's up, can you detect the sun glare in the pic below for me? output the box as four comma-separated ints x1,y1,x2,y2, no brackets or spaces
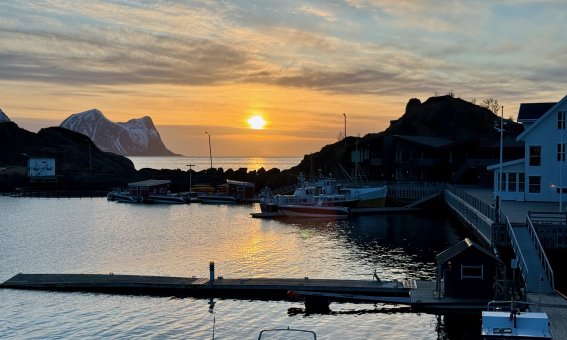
247,115,266,129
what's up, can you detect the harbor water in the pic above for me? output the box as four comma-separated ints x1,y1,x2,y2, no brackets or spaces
0,196,483,339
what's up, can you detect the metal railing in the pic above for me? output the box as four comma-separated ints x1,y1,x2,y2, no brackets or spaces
445,185,498,222
444,189,493,245
506,216,529,293
387,182,443,200
526,215,555,291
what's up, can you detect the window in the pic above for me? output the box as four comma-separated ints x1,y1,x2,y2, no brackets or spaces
501,173,506,192
559,111,566,130
461,265,483,279
529,146,541,166
508,173,516,192
518,173,525,192
529,176,541,193
558,144,566,161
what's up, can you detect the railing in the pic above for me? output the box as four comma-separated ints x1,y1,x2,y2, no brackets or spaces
527,211,567,225
506,217,529,293
445,185,498,222
387,182,443,200
444,189,493,245
526,215,555,291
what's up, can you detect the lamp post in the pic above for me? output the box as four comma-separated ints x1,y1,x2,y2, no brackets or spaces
497,106,503,222
343,113,347,140
205,131,212,169
186,163,195,193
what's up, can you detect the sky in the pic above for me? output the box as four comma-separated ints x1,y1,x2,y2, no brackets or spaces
1,0,566,157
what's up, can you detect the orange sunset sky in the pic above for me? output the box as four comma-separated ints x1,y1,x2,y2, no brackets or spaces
1,1,566,157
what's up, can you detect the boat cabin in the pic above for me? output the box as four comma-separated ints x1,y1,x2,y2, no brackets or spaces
436,238,503,299
128,179,171,200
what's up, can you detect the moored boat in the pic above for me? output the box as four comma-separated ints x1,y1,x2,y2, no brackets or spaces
279,204,350,219
147,194,187,204
198,194,238,204
481,302,551,339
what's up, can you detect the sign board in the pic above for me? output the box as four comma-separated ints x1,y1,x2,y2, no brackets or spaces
27,158,56,177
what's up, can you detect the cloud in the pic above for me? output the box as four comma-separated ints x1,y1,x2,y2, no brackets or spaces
296,5,337,22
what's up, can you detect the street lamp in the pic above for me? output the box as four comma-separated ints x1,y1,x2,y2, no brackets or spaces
186,163,195,193
205,131,212,169
343,113,347,140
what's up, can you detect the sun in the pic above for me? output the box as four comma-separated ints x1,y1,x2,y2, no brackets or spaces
247,115,266,129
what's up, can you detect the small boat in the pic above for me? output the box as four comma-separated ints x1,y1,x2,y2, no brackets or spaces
198,194,238,204
279,204,350,219
258,326,317,339
147,194,187,204
481,302,551,339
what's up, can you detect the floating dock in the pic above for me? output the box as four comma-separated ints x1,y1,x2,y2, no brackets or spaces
0,273,411,300
1,273,498,313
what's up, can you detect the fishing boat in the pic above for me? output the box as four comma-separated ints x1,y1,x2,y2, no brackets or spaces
279,204,350,219
481,302,551,339
260,173,386,213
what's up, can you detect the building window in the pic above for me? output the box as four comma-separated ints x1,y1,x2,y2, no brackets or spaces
559,111,566,130
529,176,541,193
518,173,525,192
508,173,516,192
501,173,506,192
529,146,541,166
558,144,566,161
461,265,483,279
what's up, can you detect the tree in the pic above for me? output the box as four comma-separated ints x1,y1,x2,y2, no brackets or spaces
480,98,501,114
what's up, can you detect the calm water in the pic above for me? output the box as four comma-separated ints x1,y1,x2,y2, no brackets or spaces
0,197,481,339
127,157,303,172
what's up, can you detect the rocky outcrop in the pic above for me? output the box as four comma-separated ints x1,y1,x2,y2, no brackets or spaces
60,109,178,156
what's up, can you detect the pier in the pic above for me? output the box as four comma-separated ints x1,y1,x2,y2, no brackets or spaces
442,185,567,339
0,273,501,313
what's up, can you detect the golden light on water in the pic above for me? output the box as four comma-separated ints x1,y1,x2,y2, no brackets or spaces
247,115,266,129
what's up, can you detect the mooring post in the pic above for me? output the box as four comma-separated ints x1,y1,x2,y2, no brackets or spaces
209,261,215,282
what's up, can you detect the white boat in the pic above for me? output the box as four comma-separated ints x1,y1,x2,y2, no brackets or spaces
279,204,350,219
198,194,238,204
260,174,386,213
481,302,551,339
107,190,141,203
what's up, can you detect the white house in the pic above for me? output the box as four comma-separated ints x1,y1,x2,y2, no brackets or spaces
488,94,567,202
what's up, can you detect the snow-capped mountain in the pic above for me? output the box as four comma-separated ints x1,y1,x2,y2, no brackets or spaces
60,109,177,156
0,109,11,123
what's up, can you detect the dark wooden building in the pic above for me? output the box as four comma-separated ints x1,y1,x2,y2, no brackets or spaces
436,238,502,299
128,179,171,200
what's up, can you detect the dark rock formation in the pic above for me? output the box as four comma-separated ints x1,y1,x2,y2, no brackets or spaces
0,121,137,190
0,108,10,122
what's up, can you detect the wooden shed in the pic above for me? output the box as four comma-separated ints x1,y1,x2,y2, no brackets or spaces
225,179,255,199
128,179,171,200
436,238,502,299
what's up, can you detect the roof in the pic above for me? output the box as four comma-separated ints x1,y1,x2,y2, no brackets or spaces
517,103,556,122
128,179,171,187
436,238,501,264
395,135,454,149
517,94,567,141
487,158,525,171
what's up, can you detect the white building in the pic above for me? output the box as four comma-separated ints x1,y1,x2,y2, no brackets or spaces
488,94,567,202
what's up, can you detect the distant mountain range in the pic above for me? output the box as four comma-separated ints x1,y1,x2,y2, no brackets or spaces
60,109,178,156
0,109,10,123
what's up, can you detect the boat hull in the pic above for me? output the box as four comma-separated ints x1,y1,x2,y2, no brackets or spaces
279,205,350,219
198,194,238,204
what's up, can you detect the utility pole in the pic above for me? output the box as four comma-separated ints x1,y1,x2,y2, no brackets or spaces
205,131,212,169
497,106,503,222
186,163,195,192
